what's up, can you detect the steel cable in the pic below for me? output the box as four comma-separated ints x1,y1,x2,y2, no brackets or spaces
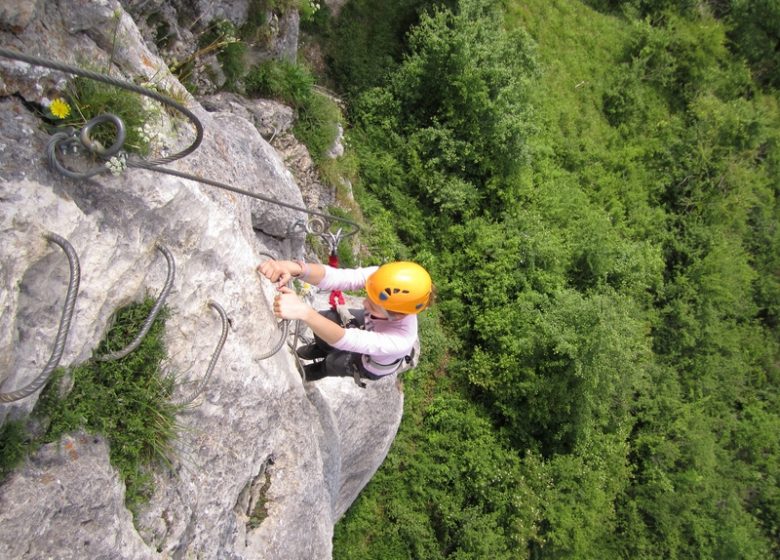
256,251,291,360
46,114,128,179
175,300,229,406
0,48,357,381
97,243,175,362
134,162,360,238
0,234,81,403
0,47,360,239
0,46,203,167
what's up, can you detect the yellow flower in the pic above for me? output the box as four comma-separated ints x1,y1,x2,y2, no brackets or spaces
50,98,71,119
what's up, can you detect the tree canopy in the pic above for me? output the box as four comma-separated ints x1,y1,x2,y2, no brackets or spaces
322,0,780,557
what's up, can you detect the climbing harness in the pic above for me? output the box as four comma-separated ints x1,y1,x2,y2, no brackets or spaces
315,225,365,387
0,47,363,400
0,233,80,403
349,357,367,389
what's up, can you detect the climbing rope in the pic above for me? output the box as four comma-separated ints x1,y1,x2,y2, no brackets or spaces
175,300,229,406
0,47,361,239
97,243,175,362
0,233,80,403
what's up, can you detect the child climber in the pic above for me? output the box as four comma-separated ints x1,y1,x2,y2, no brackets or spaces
257,259,432,381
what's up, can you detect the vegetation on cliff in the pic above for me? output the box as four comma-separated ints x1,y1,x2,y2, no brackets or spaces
322,0,780,557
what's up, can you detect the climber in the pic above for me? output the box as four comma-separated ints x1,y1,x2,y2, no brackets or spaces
256,259,432,382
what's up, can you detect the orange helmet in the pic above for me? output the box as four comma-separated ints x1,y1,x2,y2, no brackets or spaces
366,262,432,315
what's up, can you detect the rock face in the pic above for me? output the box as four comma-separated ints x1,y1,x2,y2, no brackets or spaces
199,92,341,213
0,433,155,560
0,1,402,559
122,0,301,92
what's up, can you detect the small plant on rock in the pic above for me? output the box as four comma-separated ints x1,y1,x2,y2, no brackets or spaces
171,19,246,91
0,298,180,517
46,76,154,157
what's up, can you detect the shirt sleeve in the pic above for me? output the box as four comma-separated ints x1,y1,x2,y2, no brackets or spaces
315,265,379,292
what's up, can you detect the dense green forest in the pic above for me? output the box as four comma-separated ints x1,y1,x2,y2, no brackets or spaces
311,0,780,557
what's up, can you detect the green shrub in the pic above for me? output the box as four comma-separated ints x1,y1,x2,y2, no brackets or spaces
245,60,315,107
294,92,341,161
726,0,780,88
219,41,247,90
245,60,342,160
298,0,323,23
192,20,246,90
331,0,780,557
602,67,647,127
326,0,448,98
242,0,270,42
167,19,245,92
0,420,34,481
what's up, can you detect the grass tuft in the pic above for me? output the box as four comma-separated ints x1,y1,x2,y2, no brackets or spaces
0,298,179,516
64,76,153,156
0,420,33,481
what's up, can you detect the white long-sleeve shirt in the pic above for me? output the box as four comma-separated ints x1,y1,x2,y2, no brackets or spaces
316,265,418,375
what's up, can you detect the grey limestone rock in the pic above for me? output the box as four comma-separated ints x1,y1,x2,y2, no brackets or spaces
0,433,155,560
199,91,341,215
201,92,295,140
0,0,41,32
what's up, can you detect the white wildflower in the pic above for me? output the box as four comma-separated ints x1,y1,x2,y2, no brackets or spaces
105,153,127,176
137,122,163,146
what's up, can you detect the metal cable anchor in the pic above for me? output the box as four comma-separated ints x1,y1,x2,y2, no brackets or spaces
97,243,175,362
175,300,229,406
0,233,81,403
46,114,128,179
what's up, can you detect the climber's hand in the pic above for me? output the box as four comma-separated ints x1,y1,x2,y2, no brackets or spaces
257,259,296,287
273,286,310,320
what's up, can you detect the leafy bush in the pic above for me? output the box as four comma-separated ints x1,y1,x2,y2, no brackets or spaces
725,0,780,88
0,420,32,481
246,60,342,160
172,19,246,92
331,0,780,557
388,0,538,192
219,41,247,90
326,0,450,98
602,67,648,128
